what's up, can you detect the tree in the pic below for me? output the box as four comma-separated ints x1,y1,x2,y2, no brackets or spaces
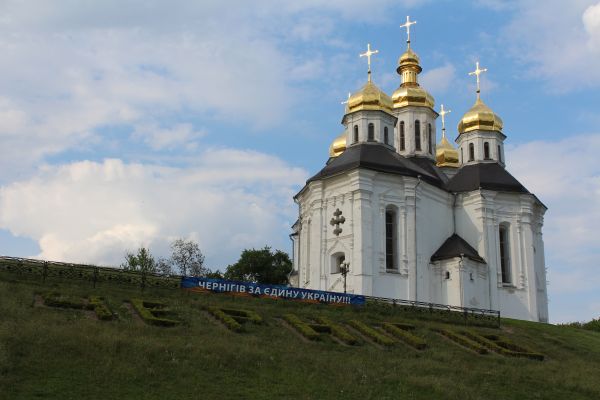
121,247,157,274
171,238,207,277
224,246,292,285
156,257,173,276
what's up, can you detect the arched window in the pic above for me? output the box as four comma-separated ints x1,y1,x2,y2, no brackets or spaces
400,122,405,151
368,123,375,141
331,253,345,274
385,207,397,270
428,123,433,154
484,142,490,159
498,145,502,163
468,143,475,161
384,126,389,144
353,125,359,143
415,120,421,151
499,224,511,284
460,148,464,163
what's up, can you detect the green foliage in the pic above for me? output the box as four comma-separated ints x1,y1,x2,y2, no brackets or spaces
224,246,292,284
432,328,488,354
205,270,224,279
348,320,395,346
88,296,115,321
130,299,179,327
382,323,427,350
562,318,600,333
207,307,243,332
121,248,157,274
43,292,86,309
283,313,320,341
314,316,359,345
460,331,545,361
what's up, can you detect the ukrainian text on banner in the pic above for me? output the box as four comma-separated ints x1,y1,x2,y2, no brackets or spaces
181,277,366,306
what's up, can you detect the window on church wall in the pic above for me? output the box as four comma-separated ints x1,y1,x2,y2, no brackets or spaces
415,120,421,151
499,224,511,284
400,122,406,151
368,123,375,141
353,125,359,143
331,253,345,274
498,145,502,163
460,148,463,163
427,123,432,154
468,143,475,161
484,142,490,159
385,207,398,270
384,126,389,145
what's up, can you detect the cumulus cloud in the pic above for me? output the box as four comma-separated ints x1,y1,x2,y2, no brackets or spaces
501,0,600,91
420,63,456,94
0,150,307,268
507,134,600,321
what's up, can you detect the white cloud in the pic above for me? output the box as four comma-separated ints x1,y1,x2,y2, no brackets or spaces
507,134,600,297
420,63,456,94
0,150,307,268
502,0,600,91
133,123,206,151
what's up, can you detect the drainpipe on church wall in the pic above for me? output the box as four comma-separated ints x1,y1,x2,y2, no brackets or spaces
413,175,422,302
480,190,494,311
459,254,465,307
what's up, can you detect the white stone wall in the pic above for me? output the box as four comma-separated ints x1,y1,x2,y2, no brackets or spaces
393,106,438,160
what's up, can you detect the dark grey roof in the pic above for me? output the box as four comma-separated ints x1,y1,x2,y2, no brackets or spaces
306,143,445,187
446,163,529,194
431,233,486,263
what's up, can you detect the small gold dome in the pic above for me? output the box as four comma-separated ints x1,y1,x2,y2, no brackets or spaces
436,135,459,168
458,98,503,134
328,133,347,158
346,80,394,115
392,47,434,109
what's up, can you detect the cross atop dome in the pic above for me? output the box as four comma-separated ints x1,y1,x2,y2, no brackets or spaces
359,43,379,82
439,104,451,137
468,61,488,99
400,16,417,49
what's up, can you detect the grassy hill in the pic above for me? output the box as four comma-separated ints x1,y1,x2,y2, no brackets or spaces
1,267,599,399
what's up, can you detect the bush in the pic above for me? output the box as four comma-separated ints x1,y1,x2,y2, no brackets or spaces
88,296,115,321
283,314,320,341
432,328,488,355
348,320,395,346
207,307,243,332
315,316,359,345
43,292,86,309
382,323,426,350
464,332,544,361
130,299,179,327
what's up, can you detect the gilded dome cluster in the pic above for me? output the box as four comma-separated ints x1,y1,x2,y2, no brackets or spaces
346,80,394,115
457,98,503,134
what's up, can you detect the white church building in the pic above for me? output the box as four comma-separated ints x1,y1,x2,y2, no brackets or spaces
290,19,549,323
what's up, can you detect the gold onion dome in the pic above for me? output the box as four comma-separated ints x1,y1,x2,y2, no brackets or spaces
346,80,394,115
458,97,503,134
392,48,434,109
436,135,459,168
329,132,347,158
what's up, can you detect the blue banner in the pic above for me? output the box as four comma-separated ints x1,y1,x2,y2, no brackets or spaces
181,277,366,306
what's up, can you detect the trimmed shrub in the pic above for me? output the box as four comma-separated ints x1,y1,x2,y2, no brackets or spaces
382,323,427,350
315,316,359,345
130,299,179,327
207,307,243,332
463,332,544,361
219,308,263,324
88,296,115,321
283,314,320,341
43,292,86,309
348,320,395,346
432,328,488,355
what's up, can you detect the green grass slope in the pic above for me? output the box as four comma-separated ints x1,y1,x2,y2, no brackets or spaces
1,272,599,400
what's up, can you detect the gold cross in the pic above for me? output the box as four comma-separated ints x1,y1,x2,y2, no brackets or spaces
359,43,379,81
400,16,417,47
439,104,451,137
468,61,488,97
341,92,351,105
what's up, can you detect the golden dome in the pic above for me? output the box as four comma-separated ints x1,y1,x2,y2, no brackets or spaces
458,98,503,134
346,80,394,115
392,47,434,110
436,135,459,168
328,132,347,158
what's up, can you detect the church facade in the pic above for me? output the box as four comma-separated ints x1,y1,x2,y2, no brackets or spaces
289,21,549,323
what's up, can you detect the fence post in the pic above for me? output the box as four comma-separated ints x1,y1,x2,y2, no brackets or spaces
43,261,48,283
93,267,98,289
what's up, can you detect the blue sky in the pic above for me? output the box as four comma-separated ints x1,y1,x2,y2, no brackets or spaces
0,0,599,323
